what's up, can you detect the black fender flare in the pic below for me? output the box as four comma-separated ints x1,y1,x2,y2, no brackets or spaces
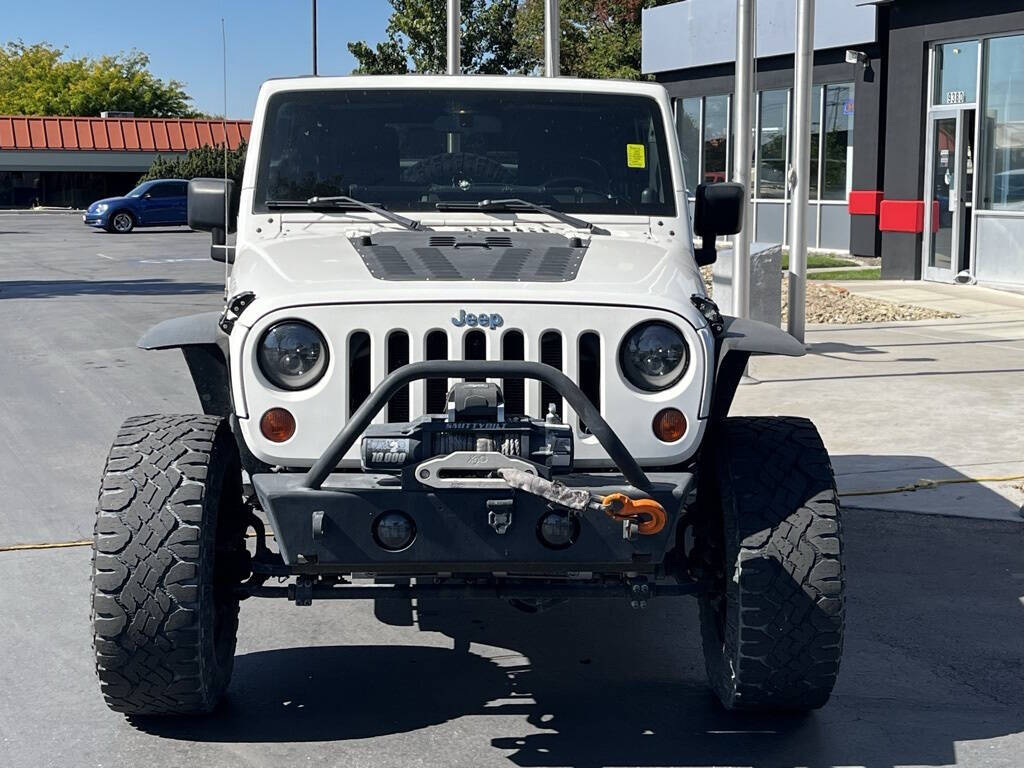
138,312,232,416
711,316,805,420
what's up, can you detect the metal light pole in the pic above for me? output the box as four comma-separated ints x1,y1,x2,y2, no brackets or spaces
312,0,318,75
787,0,815,342
544,0,560,77
732,0,755,320
447,0,461,75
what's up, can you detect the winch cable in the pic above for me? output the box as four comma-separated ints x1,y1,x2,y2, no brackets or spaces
4,473,1023,554
0,530,271,554
496,468,668,535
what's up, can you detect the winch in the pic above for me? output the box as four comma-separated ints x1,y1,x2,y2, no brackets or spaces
360,382,573,474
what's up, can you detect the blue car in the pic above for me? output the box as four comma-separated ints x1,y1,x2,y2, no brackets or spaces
83,179,189,233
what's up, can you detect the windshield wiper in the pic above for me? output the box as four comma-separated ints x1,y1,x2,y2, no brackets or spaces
266,195,427,231
436,198,609,236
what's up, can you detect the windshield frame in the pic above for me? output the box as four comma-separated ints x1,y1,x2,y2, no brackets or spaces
251,86,678,219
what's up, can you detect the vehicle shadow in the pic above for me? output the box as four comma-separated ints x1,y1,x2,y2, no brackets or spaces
135,460,1024,767
0,279,222,299
91,228,197,235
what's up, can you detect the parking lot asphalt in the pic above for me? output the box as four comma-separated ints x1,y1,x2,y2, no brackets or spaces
1,214,1022,768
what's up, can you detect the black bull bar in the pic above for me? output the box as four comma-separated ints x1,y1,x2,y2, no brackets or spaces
302,360,652,491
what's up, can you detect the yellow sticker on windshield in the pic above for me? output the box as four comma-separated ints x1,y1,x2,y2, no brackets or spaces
626,143,647,169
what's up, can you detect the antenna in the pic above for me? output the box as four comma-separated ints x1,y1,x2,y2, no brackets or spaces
222,17,230,289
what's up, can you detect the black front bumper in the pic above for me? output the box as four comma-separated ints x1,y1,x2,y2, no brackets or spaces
251,360,692,576
252,470,693,575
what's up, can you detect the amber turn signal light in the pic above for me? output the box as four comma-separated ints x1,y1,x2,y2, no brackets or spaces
260,408,296,443
652,408,687,442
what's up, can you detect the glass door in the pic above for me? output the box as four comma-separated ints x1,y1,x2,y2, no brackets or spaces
924,109,974,281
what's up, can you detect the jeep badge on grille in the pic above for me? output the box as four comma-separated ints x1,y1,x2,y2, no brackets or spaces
451,310,504,329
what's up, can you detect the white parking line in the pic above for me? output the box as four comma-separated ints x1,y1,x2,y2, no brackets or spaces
96,253,115,261
138,258,209,264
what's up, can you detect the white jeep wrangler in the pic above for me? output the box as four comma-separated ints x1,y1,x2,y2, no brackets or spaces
91,75,844,716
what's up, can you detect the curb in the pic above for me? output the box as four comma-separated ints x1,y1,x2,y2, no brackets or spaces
0,208,84,215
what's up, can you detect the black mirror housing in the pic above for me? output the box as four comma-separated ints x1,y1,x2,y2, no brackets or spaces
693,182,745,267
188,178,237,233
188,178,238,264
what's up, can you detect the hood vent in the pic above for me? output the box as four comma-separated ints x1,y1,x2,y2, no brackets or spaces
351,231,588,282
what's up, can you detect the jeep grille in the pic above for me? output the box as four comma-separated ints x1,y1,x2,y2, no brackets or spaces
348,327,595,427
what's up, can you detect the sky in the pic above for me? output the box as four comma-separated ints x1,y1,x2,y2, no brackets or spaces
3,0,396,118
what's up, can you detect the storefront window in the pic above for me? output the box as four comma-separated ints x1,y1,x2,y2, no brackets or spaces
981,34,1024,210
757,89,788,199
934,41,979,106
703,94,729,184
822,83,854,200
676,97,701,195
809,87,822,200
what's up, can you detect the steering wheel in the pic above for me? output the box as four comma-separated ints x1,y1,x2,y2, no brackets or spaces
403,152,511,185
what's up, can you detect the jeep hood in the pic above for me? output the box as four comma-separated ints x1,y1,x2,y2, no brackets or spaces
228,230,709,330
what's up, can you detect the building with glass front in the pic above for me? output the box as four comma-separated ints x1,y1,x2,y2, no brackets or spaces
642,0,1024,286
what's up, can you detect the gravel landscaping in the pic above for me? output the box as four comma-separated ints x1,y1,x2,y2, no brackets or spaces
701,267,960,325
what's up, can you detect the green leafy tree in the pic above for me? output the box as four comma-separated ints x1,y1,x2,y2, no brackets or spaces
137,141,247,187
515,0,674,80
349,0,675,79
0,41,197,117
349,0,534,75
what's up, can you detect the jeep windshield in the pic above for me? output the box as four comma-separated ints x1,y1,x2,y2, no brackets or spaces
253,88,676,217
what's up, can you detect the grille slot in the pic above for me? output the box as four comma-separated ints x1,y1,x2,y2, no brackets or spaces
501,330,525,416
485,235,514,248
428,235,457,247
464,329,486,382
345,324,607,438
387,331,410,422
348,331,371,417
540,331,563,419
425,330,449,415
578,332,601,434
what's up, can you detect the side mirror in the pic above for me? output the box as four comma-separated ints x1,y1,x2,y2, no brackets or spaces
693,182,745,267
188,178,238,264
142,192,152,199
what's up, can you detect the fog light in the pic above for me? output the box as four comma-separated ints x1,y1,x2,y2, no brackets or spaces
373,511,416,552
260,408,296,442
652,408,687,442
537,511,579,550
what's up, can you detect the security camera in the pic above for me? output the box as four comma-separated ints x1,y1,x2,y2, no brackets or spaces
846,50,868,66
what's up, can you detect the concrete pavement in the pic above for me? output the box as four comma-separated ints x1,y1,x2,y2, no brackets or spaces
736,280,1024,520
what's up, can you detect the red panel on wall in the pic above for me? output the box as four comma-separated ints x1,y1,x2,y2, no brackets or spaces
848,190,884,216
880,200,925,233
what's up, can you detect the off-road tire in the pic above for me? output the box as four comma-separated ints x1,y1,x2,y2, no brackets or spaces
91,415,247,715
697,416,844,711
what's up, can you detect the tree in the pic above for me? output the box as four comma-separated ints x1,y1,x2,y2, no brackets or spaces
349,0,534,75
0,41,197,117
137,141,247,187
515,0,674,80
349,0,675,79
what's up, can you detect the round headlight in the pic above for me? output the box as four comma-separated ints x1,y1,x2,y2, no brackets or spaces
619,321,689,391
96,203,109,213
257,321,329,390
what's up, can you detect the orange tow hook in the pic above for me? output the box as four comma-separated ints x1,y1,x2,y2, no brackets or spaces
599,493,667,535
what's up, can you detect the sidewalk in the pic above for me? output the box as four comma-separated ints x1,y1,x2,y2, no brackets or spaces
734,281,1024,521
